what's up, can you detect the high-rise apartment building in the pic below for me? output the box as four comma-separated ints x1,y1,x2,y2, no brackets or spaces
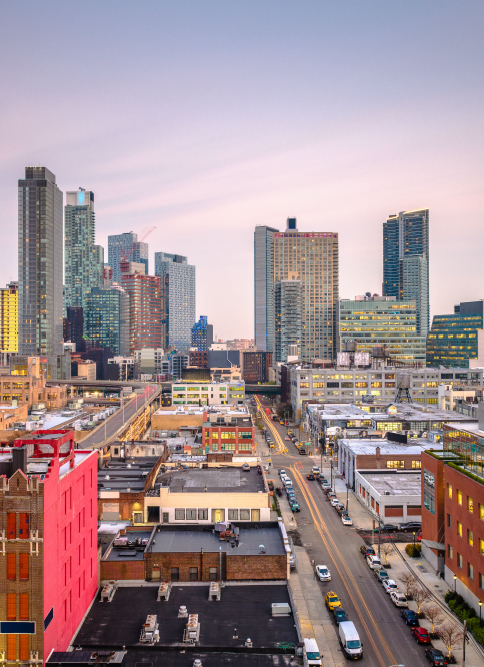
191,315,213,351
63,307,85,352
108,232,149,284
121,271,163,353
426,300,484,368
274,279,302,363
254,225,279,352
383,209,429,337
242,351,273,383
0,281,18,357
273,219,339,361
64,189,103,309
338,294,426,363
155,252,196,353
18,167,64,367
84,285,130,356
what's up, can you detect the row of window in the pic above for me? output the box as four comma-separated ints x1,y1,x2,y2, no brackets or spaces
210,443,252,451
447,547,484,588
5,635,29,662
174,508,260,521
386,460,421,469
169,566,218,582
7,513,29,539
6,553,29,580
6,592,29,620
447,485,484,518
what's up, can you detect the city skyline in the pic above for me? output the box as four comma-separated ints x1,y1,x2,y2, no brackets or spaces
2,2,484,338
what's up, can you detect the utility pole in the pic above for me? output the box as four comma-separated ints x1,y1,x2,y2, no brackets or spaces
346,482,349,512
378,515,381,559
463,619,467,667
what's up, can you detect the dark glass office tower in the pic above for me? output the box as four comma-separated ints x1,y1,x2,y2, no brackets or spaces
254,225,279,352
383,209,429,337
18,167,64,359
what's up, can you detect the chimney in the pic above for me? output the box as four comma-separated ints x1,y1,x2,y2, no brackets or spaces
479,402,484,431
12,445,28,476
375,446,380,458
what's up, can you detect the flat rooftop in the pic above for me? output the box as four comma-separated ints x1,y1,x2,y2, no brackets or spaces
148,524,285,556
48,651,300,667
307,404,378,419
358,471,422,496
105,530,153,561
74,584,296,649
98,458,160,492
339,438,443,456
158,467,265,493
445,421,484,437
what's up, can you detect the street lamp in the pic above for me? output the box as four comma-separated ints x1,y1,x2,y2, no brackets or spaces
413,532,416,550
479,600,482,626
454,574,457,593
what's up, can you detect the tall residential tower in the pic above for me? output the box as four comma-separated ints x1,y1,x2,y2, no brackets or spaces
108,232,149,284
254,225,278,352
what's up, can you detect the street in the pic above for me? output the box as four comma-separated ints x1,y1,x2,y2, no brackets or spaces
255,395,429,667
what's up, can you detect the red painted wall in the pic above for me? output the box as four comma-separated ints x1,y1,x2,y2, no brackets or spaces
42,449,98,661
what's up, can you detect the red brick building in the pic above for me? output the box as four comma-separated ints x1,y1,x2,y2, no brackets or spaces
242,351,272,383
0,430,98,665
189,350,208,368
202,412,255,456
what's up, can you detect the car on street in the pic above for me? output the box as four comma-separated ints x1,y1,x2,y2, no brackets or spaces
307,473,316,480
322,484,331,492
315,565,331,581
390,592,408,607
360,545,375,557
330,497,340,507
289,501,300,512
401,609,419,626
412,627,431,644
366,555,382,570
242,463,250,471
287,493,296,503
341,515,353,526
312,467,320,475
278,469,286,476
374,569,389,583
399,521,422,532
373,523,399,532
334,609,348,625
285,436,291,441
325,591,342,611
382,579,398,594
424,647,448,665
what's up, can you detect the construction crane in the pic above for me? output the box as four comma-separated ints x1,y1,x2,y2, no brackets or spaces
119,226,156,274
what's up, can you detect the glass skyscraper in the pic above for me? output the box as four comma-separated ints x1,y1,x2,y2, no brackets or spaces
274,279,302,362
254,225,278,352
18,167,64,359
64,188,104,309
108,232,149,284
84,285,130,356
383,209,429,337
191,315,213,351
426,300,484,368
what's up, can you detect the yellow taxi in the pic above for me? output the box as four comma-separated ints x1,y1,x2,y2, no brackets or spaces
325,591,342,611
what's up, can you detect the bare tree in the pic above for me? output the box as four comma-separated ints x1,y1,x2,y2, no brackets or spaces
436,622,463,659
380,542,393,566
410,584,432,614
423,604,444,634
399,571,417,597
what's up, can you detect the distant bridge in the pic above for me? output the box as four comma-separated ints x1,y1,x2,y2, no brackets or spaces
245,384,281,395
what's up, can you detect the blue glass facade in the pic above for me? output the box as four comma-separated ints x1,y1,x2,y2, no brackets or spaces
191,315,213,351
426,301,484,368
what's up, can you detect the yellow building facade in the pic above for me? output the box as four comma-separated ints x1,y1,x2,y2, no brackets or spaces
0,281,18,354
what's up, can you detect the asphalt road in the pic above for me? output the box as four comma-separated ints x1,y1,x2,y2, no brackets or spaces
80,384,159,448
254,395,429,667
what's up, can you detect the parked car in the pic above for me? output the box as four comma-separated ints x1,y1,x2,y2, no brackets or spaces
242,463,250,471
322,484,332,492
412,627,431,644
307,473,316,480
285,436,291,441
366,555,382,570
374,569,389,583
312,467,320,475
382,579,398,594
315,565,331,581
330,497,340,507
290,501,300,513
360,545,375,557
342,515,353,526
325,591,342,611
278,469,286,476
333,608,348,625
374,523,399,532
401,609,419,626
399,521,422,532
424,647,448,665
390,592,408,607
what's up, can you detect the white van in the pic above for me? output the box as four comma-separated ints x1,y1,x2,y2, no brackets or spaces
303,638,322,666
338,621,363,659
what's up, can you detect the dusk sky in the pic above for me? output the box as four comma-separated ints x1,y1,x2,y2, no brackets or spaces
1,1,484,339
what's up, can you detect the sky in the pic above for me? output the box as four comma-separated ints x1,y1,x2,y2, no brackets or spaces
1,1,484,340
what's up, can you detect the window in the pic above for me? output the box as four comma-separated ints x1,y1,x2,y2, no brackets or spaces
19,554,29,581
468,497,474,513
170,567,179,582
198,509,208,520
468,530,474,546
7,512,16,538
457,553,463,568
228,509,238,520
447,514,452,528
448,544,453,559
7,593,16,620
6,635,16,661
19,636,29,662
480,573,484,590
175,509,185,520
457,521,462,537
19,594,29,620
447,483,453,499
251,509,260,521
387,460,404,469
209,567,218,581
480,504,484,521
457,490,463,506
189,567,198,581
480,539,484,555
186,509,197,521
7,553,16,580
239,509,250,520
412,461,421,469
468,563,474,580
424,469,435,515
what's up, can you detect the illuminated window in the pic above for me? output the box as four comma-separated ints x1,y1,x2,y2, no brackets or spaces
457,521,462,537
468,530,473,546
468,497,474,513
447,484,453,499
387,460,404,469
412,461,421,469
457,490,462,506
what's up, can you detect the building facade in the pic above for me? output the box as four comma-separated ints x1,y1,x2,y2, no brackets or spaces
84,285,130,356
383,209,430,337
64,189,103,310
254,225,279,352
155,252,196,353
427,300,484,368
273,219,339,361
171,381,246,405
121,273,163,353
63,307,85,353
0,281,18,356
274,279,302,363
242,351,272,383
338,295,426,364
108,232,149,284
191,316,213,351
18,167,64,363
